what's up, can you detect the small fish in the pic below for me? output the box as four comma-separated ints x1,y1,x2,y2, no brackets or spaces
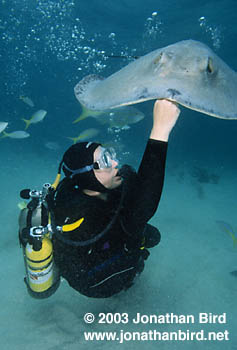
44,141,60,151
68,128,99,144
104,108,144,129
216,220,237,247
0,122,8,133
19,95,34,108
73,104,144,129
22,109,47,130
1,130,30,139
18,201,27,210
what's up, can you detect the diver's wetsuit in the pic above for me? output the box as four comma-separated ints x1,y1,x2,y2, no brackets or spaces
52,139,168,298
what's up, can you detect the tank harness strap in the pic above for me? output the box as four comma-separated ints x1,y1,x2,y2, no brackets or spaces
41,203,49,226
25,202,48,228
26,208,33,228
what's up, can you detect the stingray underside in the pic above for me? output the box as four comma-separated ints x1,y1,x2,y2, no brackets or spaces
74,40,237,119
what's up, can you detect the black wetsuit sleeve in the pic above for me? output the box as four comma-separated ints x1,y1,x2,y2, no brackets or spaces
137,139,168,220
121,139,168,235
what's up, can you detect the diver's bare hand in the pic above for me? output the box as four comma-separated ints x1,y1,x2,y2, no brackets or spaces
150,99,180,141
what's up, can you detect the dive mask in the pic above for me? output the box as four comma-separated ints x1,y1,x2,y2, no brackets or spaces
93,147,118,170
62,146,118,176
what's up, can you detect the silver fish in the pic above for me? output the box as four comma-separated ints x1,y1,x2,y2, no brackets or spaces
0,122,8,133
2,130,30,139
68,128,99,144
73,104,144,129
19,95,34,108
22,109,47,129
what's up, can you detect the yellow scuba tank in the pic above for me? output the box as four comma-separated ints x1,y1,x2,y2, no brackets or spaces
18,183,60,299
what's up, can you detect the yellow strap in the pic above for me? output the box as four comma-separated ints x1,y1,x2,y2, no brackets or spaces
62,217,84,232
48,213,51,224
51,173,61,190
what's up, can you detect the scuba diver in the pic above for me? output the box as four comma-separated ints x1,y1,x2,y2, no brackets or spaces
18,99,180,299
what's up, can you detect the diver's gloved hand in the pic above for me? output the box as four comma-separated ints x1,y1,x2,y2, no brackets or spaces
117,164,135,180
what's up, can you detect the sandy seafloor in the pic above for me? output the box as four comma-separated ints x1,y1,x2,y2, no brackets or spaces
0,125,236,350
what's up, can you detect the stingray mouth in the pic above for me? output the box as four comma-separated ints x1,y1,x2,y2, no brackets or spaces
137,87,149,100
166,88,182,98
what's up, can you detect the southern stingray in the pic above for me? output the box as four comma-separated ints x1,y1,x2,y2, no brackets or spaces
74,40,237,119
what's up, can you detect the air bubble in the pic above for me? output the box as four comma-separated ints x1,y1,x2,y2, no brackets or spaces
143,12,163,49
198,16,223,50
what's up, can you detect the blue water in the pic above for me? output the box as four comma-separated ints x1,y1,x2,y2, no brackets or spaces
1,1,237,349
